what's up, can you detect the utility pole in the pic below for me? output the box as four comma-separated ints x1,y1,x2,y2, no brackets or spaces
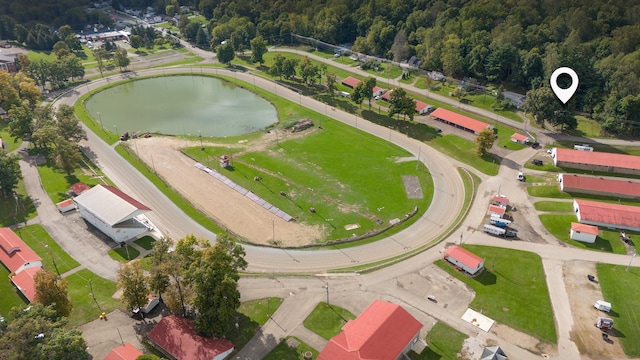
324,282,330,306
627,251,637,272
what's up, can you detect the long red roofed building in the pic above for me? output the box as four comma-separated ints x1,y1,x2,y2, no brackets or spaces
431,108,493,134
444,245,485,275
104,343,143,360
0,227,43,302
319,300,422,360
552,148,640,175
148,315,234,360
559,174,640,199
341,76,361,88
574,199,640,232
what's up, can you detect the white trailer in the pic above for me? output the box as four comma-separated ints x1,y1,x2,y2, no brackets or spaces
484,224,506,236
490,217,512,228
594,300,611,312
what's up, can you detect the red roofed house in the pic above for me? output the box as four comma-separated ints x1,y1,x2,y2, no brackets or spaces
56,198,77,213
104,343,143,360
552,148,640,176
0,228,43,302
510,133,529,144
570,222,599,243
444,245,485,275
318,300,422,360
559,174,640,199
381,89,393,101
148,315,234,360
341,76,362,89
492,195,509,208
372,86,385,97
73,184,153,244
431,108,493,135
574,199,640,232
70,182,91,196
488,204,506,218
414,100,434,115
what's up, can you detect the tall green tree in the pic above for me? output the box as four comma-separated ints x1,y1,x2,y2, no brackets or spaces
34,270,72,318
269,54,286,79
363,77,377,109
475,128,497,156
53,139,83,176
117,262,149,315
0,151,22,197
522,87,563,126
0,304,89,360
249,36,267,65
188,234,247,337
326,72,337,96
389,88,416,121
113,48,130,71
216,42,235,64
147,237,172,300
351,82,367,108
93,48,107,78
298,56,319,86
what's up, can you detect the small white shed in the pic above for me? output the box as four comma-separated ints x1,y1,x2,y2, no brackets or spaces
570,222,598,243
444,245,485,275
56,199,77,213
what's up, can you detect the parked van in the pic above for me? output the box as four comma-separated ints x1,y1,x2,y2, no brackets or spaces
339,91,350,98
594,300,611,312
574,144,594,151
595,317,614,330
517,172,525,181
483,224,506,236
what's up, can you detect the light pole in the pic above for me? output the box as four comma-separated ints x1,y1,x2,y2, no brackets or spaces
272,219,275,244
627,251,637,272
324,282,330,306
44,245,61,278
198,130,204,150
97,112,103,129
114,124,118,137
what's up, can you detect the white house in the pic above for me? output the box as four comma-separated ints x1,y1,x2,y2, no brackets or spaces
74,185,152,244
56,199,77,213
444,245,484,275
570,222,598,243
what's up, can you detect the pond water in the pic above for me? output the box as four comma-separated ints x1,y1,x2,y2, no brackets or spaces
84,76,278,137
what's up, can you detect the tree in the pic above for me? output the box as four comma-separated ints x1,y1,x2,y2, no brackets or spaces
326,72,337,96
8,105,34,141
0,151,22,197
522,87,563,126
0,71,19,109
196,27,208,49
351,82,367,107
54,139,83,176
113,48,130,71
165,5,177,17
216,43,235,65
129,34,143,49
53,41,70,59
164,235,203,315
299,56,319,86
475,128,497,156
282,58,298,80
18,80,42,108
0,304,89,360
34,270,72,318
391,30,410,63
249,36,267,65
147,238,172,300
188,234,247,337
363,77,377,109
117,262,149,316
389,88,416,121
269,54,286,79
93,48,107,78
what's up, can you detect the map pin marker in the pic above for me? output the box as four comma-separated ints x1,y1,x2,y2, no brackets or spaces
550,67,579,104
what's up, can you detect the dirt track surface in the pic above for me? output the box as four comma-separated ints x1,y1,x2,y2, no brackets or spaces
565,261,626,359
130,135,321,246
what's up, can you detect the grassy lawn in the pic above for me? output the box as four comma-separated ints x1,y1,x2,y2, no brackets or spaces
303,302,356,340
37,157,110,203
226,297,283,356
436,245,556,343
527,185,573,198
597,263,640,357
538,214,628,254
133,236,155,250
566,115,602,138
430,135,499,176
1,121,22,153
107,245,141,262
533,201,574,212
65,269,121,327
264,336,319,360
0,266,28,319
14,225,80,275
408,322,467,360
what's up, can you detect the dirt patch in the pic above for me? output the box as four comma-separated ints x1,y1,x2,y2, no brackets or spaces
564,260,626,360
128,135,321,246
402,175,423,199
490,323,556,356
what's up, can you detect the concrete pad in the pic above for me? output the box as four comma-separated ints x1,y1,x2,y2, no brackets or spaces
462,308,495,332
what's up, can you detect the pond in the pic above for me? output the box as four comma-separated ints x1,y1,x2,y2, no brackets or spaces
84,76,278,137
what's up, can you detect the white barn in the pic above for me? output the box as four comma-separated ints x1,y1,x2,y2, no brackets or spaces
570,222,598,243
444,245,485,275
74,185,152,244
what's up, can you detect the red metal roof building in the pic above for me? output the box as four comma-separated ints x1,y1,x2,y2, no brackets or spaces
148,316,234,360
430,108,493,134
381,89,393,101
104,343,143,360
574,199,640,232
570,222,599,243
319,300,422,360
488,204,506,217
341,76,361,88
559,174,640,199
0,228,43,301
444,245,485,275
553,148,640,175
492,195,509,207
70,182,91,196
510,133,529,144
415,100,434,114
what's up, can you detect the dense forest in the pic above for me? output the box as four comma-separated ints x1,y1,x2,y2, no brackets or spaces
1,0,639,134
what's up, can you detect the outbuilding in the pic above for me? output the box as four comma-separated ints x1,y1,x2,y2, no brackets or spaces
0,228,43,302
559,174,640,199
415,100,434,115
570,222,598,243
510,133,529,144
444,245,485,275
553,148,640,176
488,204,506,218
431,108,493,135
492,195,509,208
574,199,640,232
56,199,77,213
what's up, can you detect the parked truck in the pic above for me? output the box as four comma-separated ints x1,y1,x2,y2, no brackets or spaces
484,224,506,236
594,300,612,313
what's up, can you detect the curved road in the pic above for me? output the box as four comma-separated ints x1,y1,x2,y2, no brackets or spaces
55,67,466,273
